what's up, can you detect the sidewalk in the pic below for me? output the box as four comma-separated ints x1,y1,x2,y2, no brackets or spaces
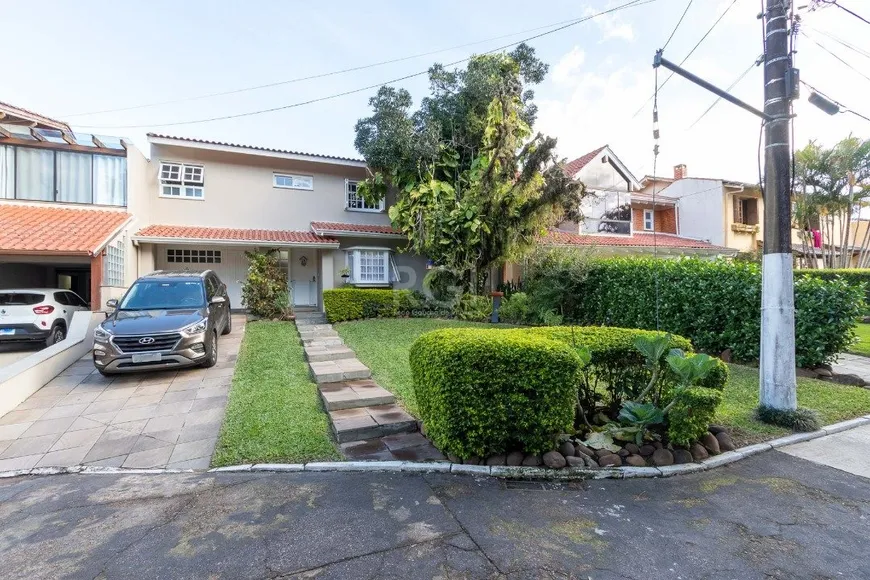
832,352,870,383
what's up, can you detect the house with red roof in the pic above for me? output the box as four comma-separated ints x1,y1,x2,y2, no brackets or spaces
0,101,146,307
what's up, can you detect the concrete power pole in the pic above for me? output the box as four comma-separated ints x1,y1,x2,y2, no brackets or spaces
759,0,797,411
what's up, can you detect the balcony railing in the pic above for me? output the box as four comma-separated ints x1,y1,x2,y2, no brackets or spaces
586,218,631,235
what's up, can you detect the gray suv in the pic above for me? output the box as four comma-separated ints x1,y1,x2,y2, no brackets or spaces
93,270,231,375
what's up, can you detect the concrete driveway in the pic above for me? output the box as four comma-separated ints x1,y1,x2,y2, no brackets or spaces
0,450,867,579
0,315,244,471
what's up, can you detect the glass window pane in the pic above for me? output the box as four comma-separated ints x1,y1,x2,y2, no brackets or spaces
0,145,13,199
57,151,93,203
15,147,54,201
93,155,126,205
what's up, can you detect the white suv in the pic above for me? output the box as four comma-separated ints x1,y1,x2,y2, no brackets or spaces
0,289,90,347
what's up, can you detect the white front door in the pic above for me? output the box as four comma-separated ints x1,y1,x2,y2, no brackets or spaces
291,248,318,306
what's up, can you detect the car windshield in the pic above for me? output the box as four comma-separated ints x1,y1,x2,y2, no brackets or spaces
119,280,205,310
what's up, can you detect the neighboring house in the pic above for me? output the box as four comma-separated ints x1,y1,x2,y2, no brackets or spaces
0,101,145,308
638,163,764,253
132,134,428,310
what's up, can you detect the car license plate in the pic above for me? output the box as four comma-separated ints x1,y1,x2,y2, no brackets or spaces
132,353,162,363
0,329,14,336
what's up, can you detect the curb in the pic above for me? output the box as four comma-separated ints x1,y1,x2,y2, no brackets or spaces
2,416,868,481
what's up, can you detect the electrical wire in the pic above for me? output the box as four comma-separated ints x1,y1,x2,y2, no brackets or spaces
687,58,759,129
800,31,870,84
800,80,870,122
807,27,870,60
816,0,870,26
61,3,653,119
73,0,655,129
632,0,740,118
662,0,694,51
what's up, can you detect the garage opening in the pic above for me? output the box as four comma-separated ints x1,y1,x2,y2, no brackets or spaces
0,258,92,305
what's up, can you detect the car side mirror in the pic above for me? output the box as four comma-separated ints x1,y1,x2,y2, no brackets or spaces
210,296,226,304
106,299,118,309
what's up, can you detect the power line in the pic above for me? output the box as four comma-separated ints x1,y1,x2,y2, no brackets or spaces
800,79,870,122
62,6,649,119
687,57,760,128
801,30,870,84
662,0,694,51
807,27,870,60
73,0,655,130
631,0,740,118
816,0,870,26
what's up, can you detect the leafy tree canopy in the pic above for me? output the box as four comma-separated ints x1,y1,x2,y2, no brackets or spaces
353,44,586,292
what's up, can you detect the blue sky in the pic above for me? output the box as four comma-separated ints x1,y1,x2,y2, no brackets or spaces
2,0,867,182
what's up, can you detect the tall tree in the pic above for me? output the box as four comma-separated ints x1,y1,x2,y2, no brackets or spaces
354,44,586,292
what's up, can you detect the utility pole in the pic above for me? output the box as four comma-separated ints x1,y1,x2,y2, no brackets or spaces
759,0,797,411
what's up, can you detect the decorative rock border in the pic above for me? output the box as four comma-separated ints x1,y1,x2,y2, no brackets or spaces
2,416,868,480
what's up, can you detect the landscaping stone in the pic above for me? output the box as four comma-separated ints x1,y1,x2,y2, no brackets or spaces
814,367,833,378
617,448,630,458
506,451,525,466
673,449,694,464
829,373,867,387
652,441,663,450
594,448,612,459
719,348,732,362
651,449,674,466
584,456,599,468
485,455,506,466
715,432,736,452
624,443,641,455
466,456,481,466
521,454,542,467
638,444,656,457
624,454,646,467
701,433,721,455
690,442,710,461
598,454,622,467
574,443,595,457
708,425,728,435
542,451,567,469
558,441,575,457
447,453,462,464
565,456,585,467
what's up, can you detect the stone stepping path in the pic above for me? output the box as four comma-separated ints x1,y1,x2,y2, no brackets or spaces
298,312,443,461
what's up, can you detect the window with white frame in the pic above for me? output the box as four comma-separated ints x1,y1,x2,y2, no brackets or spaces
346,249,397,285
345,179,384,212
166,249,222,264
642,209,655,231
104,239,125,286
273,173,313,190
159,161,204,199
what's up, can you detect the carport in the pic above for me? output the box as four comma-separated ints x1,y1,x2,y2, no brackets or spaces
0,204,131,307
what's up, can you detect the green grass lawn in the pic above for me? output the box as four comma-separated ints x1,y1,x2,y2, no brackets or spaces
336,318,870,447
212,321,339,466
847,322,870,357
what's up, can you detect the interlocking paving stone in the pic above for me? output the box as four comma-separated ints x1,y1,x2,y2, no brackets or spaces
0,433,60,459
0,453,42,471
0,408,49,426
190,396,228,412
0,423,35,440
122,445,174,468
169,438,216,464
49,426,105,452
20,416,77,438
82,398,128,416
36,445,91,467
160,389,199,404
40,403,90,420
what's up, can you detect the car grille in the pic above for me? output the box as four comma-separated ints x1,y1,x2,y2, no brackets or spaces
113,333,181,353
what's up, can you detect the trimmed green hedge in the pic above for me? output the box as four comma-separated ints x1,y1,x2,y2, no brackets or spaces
796,269,870,305
542,258,864,367
323,288,410,322
409,328,581,458
667,387,723,446
512,326,728,409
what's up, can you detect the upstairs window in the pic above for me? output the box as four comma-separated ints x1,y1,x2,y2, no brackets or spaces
346,179,384,212
160,161,204,200
274,173,313,190
733,197,759,225
643,209,654,231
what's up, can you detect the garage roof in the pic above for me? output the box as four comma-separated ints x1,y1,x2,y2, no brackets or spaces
134,224,340,248
0,204,131,256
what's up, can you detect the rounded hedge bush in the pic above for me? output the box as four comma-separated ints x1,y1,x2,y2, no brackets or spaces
409,328,582,459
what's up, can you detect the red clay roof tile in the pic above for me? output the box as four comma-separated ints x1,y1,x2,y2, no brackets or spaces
543,229,728,250
0,204,130,255
562,145,608,178
310,221,401,236
135,224,338,245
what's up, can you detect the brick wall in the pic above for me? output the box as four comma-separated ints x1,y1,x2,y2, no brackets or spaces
632,207,677,234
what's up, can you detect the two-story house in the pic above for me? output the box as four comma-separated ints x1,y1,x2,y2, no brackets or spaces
0,101,145,307
638,164,764,253
131,134,428,310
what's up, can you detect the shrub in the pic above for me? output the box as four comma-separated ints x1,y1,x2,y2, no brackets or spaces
667,387,723,446
241,250,291,320
755,405,821,432
526,256,864,367
409,328,581,458
498,291,533,324
796,269,870,305
323,288,444,322
454,294,492,322
523,246,592,321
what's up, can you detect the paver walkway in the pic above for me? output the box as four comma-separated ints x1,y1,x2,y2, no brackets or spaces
0,315,245,471
298,312,443,461
1,451,868,579
832,352,870,383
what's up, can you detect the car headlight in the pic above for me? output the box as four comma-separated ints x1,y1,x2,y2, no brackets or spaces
94,326,112,341
181,319,208,336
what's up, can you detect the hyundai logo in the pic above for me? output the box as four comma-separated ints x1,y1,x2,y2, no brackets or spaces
138,337,156,345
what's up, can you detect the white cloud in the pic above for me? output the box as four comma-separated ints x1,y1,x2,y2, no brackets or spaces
552,47,586,85
585,6,634,41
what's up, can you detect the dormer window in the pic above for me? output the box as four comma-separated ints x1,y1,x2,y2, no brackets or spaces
346,179,384,212
159,161,204,199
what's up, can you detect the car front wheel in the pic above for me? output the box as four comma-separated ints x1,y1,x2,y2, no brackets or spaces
221,311,232,335
201,330,218,368
45,323,66,347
